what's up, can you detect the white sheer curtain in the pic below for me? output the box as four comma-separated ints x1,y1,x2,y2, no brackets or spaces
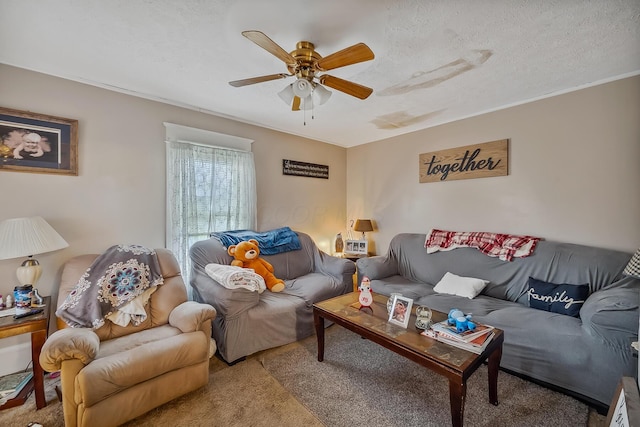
166,141,257,294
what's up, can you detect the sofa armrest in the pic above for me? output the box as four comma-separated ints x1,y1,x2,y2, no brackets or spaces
189,265,260,318
314,251,356,277
39,328,100,372
169,301,217,333
580,278,639,348
356,255,399,282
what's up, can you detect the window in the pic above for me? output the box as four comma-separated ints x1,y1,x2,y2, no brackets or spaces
165,125,256,292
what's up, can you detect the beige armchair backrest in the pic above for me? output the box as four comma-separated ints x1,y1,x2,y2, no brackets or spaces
56,248,188,341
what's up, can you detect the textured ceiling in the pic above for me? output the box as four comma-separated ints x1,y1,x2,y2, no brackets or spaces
1,0,639,147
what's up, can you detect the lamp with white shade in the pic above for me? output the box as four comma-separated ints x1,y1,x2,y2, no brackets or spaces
0,216,69,289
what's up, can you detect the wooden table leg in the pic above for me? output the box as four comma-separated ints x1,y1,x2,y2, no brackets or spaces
314,311,325,362
487,345,502,405
449,378,466,427
31,329,47,409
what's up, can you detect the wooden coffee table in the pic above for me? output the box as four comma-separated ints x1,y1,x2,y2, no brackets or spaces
313,292,503,427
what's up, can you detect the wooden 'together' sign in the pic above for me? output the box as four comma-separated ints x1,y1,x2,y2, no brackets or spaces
419,139,508,183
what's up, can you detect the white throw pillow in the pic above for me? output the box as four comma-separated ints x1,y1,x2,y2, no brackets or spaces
433,272,489,299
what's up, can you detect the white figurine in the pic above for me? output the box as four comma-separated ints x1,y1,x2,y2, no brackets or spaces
358,276,373,307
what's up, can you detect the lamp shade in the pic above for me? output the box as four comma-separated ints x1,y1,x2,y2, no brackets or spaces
291,78,313,98
313,84,332,105
0,216,69,260
277,84,295,105
623,249,640,278
353,219,374,233
278,80,332,111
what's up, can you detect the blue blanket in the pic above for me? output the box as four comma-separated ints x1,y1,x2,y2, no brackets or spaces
210,226,301,255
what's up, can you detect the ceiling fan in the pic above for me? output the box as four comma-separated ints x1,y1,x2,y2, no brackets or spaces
229,30,375,112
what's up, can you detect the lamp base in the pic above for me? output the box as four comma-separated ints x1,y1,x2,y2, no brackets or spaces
16,257,42,286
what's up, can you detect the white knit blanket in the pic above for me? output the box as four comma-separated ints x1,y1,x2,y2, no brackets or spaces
205,263,266,293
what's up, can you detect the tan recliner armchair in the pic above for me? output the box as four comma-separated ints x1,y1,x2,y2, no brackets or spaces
40,248,216,427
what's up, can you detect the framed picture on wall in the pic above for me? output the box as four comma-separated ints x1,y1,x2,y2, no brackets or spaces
345,239,368,255
0,107,78,175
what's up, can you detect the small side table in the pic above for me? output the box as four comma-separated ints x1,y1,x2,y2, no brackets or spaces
341,254,370,292
341,253,369,262
0,295,50,410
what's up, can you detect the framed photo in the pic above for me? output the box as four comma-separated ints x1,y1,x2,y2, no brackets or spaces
345,239,368,255
0,107,78,175
606,377,640,427
388,295,413,328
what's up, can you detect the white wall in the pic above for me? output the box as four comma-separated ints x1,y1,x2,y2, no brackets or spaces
0,64,348,375
347,76,640,256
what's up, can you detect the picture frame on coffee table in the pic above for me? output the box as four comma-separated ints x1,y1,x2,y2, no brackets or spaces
388,295,413,328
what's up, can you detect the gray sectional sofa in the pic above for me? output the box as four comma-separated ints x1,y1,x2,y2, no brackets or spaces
189,231,355,363
356,233,639,407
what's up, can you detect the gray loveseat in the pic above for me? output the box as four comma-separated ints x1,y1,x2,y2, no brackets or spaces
356,233,639,407
189,230,355,363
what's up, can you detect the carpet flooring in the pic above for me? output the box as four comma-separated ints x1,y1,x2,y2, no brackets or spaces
260,325,592,427
0,325,606,427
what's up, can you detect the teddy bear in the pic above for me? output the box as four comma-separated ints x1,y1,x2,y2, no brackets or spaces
227,239,285,292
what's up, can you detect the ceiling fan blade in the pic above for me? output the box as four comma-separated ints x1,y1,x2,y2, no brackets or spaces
242,30,297,66
292,96,301,111
229,73,291,87
316,43,374,71
319,75,373,99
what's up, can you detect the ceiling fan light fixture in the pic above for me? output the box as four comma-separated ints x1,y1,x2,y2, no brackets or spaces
313,83,332,106
277,84,295,105
292,78,313,98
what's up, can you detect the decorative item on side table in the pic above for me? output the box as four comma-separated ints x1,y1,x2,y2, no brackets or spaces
344,239,368,256
334,232,344,255
388,294,413,328
0,216,68,314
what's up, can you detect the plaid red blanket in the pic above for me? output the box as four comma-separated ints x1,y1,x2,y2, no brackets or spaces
425,229,540,261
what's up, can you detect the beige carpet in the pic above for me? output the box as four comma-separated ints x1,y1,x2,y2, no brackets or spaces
0,325,607,427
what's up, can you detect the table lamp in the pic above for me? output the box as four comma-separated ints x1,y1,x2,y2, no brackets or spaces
0,216,69,289
353,219,374,240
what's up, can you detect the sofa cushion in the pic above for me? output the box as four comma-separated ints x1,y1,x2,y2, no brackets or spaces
369,275,435,301
526,277,589,317
79,330,208,406
433,272,489,299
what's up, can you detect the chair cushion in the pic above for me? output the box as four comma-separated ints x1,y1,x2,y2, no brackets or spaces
77,329,208,406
